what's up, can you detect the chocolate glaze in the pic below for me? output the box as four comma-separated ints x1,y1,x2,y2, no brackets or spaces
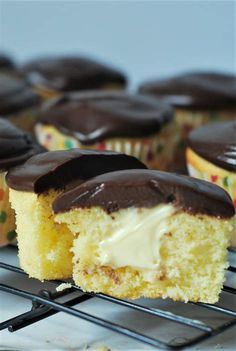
0,72,40,115
0,53,15,69
188,121,236,172
139,72,236,110
53,169,235,219
38,91,173,144
0,118,44,171
21,56,127,92
6,149,147,193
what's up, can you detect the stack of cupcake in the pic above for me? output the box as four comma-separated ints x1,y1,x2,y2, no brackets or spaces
0,51,235,305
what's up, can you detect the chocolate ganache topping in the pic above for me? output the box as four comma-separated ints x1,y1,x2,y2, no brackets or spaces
0,118,44,171
139,72,236,110
188,121,236,172
38,91,173,144
53,169,235,218
0,72,40,115
0,53,15,69
21,56,127,92
6,149,146,193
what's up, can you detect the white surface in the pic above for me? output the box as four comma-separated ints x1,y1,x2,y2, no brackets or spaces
0,246,236,351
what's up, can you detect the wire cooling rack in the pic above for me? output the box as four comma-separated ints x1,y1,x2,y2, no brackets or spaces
0,255,236,350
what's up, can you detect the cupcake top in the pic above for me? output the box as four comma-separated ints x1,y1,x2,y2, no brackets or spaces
139,72,236,110
187,121,236,172
21,56,127,92
38,91,173,144
0,72,40,115
0,118,44,172
53,169,235,219
6,149,146,193
0,53,15,70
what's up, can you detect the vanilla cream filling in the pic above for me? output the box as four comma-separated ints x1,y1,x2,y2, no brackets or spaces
98,204,176,275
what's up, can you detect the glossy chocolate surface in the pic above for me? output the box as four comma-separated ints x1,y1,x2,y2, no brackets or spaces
21,56,127,91
38,91,173,144
0,118,43,171
139,72,236,110
188,121,236,171
53,169,235,218
6,149,146,193
0,72,40,114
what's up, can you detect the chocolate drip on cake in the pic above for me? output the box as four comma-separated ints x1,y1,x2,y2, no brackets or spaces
0,72,40,114
187,121,236,172
38,91,173,144
53,169,235,218
21,57,127,91
6,149,147,193
139,72,236,110
0,119,44,171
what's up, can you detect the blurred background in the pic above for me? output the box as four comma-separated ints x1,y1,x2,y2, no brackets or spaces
0,0,235,88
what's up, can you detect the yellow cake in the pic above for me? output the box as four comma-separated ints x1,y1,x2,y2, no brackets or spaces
53,170,235,303
6,149,146,280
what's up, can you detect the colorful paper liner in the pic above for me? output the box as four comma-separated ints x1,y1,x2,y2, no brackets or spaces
35,121,179,171
186,147,236,246
173,108,236,172
8,106,40,135
0,172,17,247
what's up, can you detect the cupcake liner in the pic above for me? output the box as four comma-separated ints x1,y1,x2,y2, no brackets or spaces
8,107,39,134
35,122,178,171
0,172,16,247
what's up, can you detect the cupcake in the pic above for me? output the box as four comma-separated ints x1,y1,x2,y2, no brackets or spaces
139,72,236,172
0,53,15,70
186,120,236,246
6,149,146,280
35,91,177,170
53,169,234,303
0,118,43,247
0,71,41,133
21,56,127,99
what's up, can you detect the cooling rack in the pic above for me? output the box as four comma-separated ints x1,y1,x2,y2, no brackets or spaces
0,255,236,350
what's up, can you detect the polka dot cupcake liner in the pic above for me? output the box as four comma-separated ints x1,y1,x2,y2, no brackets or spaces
0,172,17,247
35,122,179,171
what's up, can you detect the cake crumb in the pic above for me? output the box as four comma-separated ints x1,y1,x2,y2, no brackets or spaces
96,346,111,351
56,282,72,292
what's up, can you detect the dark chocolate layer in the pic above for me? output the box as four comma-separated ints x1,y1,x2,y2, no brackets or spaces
21,56,127,92
0,72,40,114
6,149,146,193
0,53,15,69
38,91,173,144
0,118,44,171
139,72,236,110
188,121,236,171
53,169,235,218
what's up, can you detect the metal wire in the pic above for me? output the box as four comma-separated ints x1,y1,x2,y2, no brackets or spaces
0,261,236,350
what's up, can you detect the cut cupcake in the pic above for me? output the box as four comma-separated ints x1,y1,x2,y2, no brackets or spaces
35,91,178,170
21,56,127,99
139,72,236,172
54,170,235,303
6,150,146,280
0,118,43,247
186,120,236,246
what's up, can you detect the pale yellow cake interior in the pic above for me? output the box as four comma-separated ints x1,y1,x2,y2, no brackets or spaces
55,205,233,303
9,189,73,280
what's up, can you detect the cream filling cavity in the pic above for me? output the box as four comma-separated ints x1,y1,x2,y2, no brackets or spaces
98,204,176,279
